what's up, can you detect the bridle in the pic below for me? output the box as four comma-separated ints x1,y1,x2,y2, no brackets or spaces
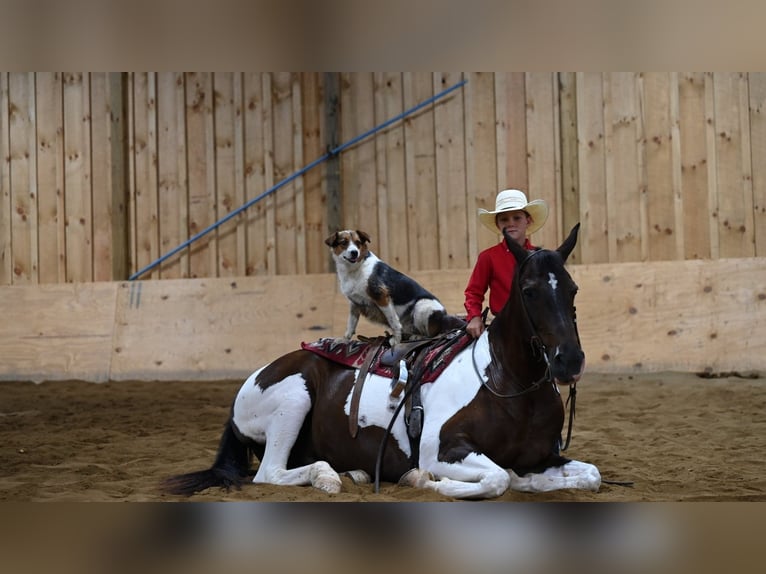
471,249,580,451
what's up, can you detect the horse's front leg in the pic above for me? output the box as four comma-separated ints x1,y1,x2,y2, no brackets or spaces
400,452,511,499
509,460,601,492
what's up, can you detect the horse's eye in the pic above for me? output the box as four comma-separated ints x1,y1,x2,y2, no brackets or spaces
522,287,537,300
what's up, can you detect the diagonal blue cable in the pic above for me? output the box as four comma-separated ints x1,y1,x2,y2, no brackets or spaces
129,77,467,280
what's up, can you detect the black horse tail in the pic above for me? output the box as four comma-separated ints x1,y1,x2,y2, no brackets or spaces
160,419,252,497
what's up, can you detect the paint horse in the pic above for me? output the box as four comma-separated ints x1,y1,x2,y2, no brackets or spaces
162,224,600,499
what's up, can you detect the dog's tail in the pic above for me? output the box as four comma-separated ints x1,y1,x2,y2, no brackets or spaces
427,309,467,337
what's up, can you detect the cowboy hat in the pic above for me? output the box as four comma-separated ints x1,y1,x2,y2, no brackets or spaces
477,189,549,236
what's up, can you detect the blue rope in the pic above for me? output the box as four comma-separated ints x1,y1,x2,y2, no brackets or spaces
129,77,467,280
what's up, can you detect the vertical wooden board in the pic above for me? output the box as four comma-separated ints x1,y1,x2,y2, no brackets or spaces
576,73,608,263
558,72,582,263
704,73,720,259
8,73,35,284
464,72,497,261
261,73,277,274
340,73,377,241
109,73,129,281
300,73,327,274
35,72,65,284
184,72,215,279
375,72,410,272
0,282,118,382
495,72,528,192
603,72,642,262
433,72,468,270
156,72,184,278
677,72,711,259
525,73,560,250
749,73,766,257
372,73,390,263
713,72,754,258
213,73,239,277
271,72,297,275
90,73,114,281
131,72,159,279
242,73,268,276
642,73,678,261
0,73,11,284
175,72,189,278
65,72,94,282
403,73,438,269
291,73,306,274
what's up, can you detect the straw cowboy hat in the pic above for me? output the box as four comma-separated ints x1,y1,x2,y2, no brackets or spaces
478,189,549,236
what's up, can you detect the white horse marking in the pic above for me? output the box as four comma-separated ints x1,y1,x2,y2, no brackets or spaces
548,272,558,291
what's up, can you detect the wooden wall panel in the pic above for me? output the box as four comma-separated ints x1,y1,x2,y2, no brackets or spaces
433,71,468,270
403,73,438,270
242,73,269,276
1,72,766,286
110,275,338,381
63,73,93,283
750,73,766,257
8,73,36,284
184,72,216,279
525,72,561,250
677,72,711,259
0,73,11,283
464,72,498,260
90,73,115,281
130,72,159,280
271,72,299,275
604,72,642,262
156,72,187,278
35,72,65,284
713,72,755,259
301,73,327,273
372,72,408,267
576,73,609,263
643,72,679,261
0,282,117,382
0,259,763,382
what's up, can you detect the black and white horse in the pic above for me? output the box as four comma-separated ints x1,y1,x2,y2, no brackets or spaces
162,224,600,499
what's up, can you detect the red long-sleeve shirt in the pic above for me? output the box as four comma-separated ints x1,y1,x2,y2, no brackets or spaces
464,238,535,321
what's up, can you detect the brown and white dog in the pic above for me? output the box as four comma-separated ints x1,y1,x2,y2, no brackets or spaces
325,229,465,344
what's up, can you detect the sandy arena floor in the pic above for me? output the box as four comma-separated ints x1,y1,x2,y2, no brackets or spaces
1,371,764,502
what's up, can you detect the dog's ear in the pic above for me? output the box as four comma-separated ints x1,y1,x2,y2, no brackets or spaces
356,230,371,244
324,231,339,247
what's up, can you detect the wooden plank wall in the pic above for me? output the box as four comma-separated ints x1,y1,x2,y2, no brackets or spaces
0,257,763,382
1,72,765,286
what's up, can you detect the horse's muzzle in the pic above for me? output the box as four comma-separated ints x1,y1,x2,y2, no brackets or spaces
552,352,585,386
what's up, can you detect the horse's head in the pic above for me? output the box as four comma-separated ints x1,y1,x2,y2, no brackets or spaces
498,223,584,385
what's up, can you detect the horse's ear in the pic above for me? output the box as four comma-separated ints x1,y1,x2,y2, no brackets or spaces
503,229,529,264
557,223,580,262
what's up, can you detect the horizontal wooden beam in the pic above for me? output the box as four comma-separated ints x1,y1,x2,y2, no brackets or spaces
0,258,763,382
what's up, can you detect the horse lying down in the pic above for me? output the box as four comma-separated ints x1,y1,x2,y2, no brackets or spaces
162,224,600,499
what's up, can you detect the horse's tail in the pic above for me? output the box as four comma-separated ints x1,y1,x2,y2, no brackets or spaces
160,419,252,497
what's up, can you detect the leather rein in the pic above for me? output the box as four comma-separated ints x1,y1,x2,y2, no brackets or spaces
471,249,579,451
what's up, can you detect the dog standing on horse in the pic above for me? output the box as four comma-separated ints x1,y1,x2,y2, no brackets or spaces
325,229,465,345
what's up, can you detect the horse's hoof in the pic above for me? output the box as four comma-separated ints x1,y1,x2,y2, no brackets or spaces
314,475,342,494
343,470,371,485
398,468,433,488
